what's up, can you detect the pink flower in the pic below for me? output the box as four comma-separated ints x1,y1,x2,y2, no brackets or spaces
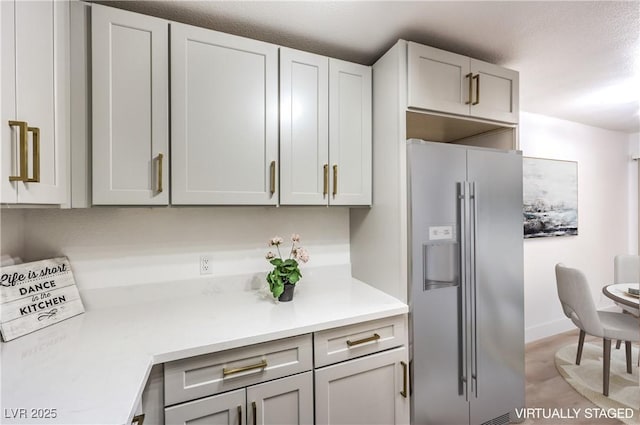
265,251,275,260
291,233,300,242
269,236,284,246
296,247,310,263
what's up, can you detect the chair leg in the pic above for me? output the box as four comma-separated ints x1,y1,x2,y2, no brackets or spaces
576,330,586,365
625,341,632,374
616,339,622,349
603,338,611,396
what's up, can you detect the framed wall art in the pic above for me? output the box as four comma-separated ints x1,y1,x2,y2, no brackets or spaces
523,157,578,239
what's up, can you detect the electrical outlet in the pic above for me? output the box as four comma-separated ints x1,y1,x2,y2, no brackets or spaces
200,255,212,275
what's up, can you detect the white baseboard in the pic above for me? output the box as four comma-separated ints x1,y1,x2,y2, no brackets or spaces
525,318,575,343
525,305,624,343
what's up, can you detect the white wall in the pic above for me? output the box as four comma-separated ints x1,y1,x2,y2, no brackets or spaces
629,132,639,254
21,207,350,291
0,209,25,262
520,112,632,342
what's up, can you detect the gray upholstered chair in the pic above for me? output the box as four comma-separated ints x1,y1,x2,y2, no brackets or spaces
613,254,639,349
555,263,639,396
614,254,640,284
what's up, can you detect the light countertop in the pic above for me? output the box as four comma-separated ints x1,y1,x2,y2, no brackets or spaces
0,266,407,424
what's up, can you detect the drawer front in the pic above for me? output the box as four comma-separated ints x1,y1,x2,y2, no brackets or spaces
164,334,312,406
314,315,406,367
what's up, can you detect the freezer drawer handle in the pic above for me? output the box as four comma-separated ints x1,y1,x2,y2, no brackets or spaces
400,361,408,398
223,359,268,377
346,333,380,347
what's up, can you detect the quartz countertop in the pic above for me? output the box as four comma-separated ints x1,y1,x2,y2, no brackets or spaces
0,267,407,424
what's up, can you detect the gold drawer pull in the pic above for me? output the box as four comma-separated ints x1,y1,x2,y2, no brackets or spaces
465,73,473,105
269,161,276,195
252,401,257,425
223,359,268,377
132,414,145,425
400,361,408,398
26,126,40,183
332,164,338,196
346,333,380,347
8,120,28,182
323,164,329,196
157,153,164,193
472,74,480,105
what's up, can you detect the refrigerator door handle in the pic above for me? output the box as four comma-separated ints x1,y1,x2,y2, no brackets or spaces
470,182,479,398
457,181,468,399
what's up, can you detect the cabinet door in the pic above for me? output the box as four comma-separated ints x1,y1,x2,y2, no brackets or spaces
247,372,313,425
328,59,371,206
279,48,328,205
165,388,245,425
92,5,169,205
470,59,519,123
0,0,18,203
315,347,409,425
171,23,278,205
1,0,68,204
407,42,470,116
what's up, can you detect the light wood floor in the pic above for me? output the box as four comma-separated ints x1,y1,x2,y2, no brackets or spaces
523,329,623,424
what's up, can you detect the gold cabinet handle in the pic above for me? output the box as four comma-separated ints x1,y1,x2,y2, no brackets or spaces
269,161,276,195
132,414,145,425
237,405,242,425
252,401,257,425
465,73,473,105
26,127,40,183
472,74,480,105
400,361,408,398
7,120,28,182
346,333,380,347
332,164,338,197
223,359,268,377
157,153,164,193
323,164,329,196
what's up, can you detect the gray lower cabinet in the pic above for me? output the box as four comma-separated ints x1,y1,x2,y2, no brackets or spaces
165,372,313,425
313,316,409,425
165,388,244,425
157,316,408,425
163,335,313,425
314,347,409,425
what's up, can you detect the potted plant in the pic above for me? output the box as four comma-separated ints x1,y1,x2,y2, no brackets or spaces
265,234,309,301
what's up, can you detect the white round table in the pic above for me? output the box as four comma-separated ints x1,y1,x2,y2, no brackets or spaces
603,283,640,316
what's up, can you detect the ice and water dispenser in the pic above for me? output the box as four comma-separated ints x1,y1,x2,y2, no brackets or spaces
423,225,459,290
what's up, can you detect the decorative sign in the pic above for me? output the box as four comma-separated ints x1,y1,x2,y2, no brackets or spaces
0,257,85,341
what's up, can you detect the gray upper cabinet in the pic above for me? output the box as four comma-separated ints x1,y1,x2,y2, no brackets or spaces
279,48,329,206
407,42,519,123
279,48,372,206
81,4,371,207
1,0,68,205
91,4,169,205
329,58,372,206
170,22,279,205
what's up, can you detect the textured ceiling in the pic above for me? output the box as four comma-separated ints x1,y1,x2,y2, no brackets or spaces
101,1,640,133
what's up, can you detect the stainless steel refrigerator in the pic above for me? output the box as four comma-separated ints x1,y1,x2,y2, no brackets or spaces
407,140,524,425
